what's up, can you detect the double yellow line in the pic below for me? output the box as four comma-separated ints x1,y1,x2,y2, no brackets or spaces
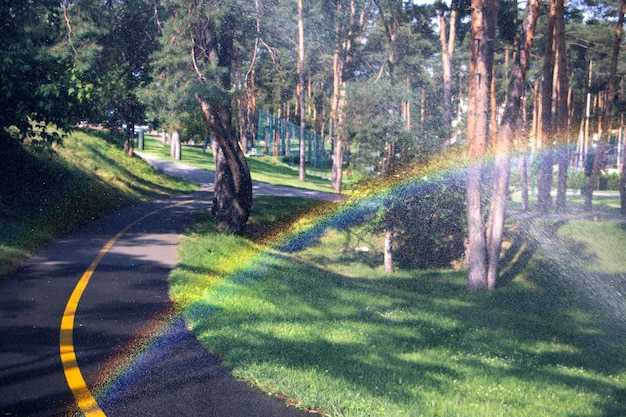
59,201,191,417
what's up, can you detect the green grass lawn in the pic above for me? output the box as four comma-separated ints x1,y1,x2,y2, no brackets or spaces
0,129,196,275
140,134,338,193
171,195,626,417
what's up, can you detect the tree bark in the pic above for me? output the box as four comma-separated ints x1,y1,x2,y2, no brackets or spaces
439,0,458,146
486,0,541,289
297,0,306,182
465,0,498,292
520,153,529,211
197,96,253,234
587,0,626,212
554,0,569,212
384,219,394,273
124,123,135,157
537,0,556,213
330,41,345,193
171,130,181,160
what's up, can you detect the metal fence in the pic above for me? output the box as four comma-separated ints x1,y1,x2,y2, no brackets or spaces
254,109,331,177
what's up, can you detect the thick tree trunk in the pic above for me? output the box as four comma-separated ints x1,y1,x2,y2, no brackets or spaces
465,0,498,292
486,0,541,289
197,96,252,234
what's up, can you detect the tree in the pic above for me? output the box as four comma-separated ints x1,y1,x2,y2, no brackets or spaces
151,0,253,233
437,0,460,146
297,0,307,182
59,0,161,155
329,0,370,194
554,0,569,212
465,0,498,291
536,0,556,213
0,0,74,147
486,0,542,289
586,0,626,212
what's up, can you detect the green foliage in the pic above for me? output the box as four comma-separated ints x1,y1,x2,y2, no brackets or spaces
57,0,162,129
144,0,257,130
0,0,75,143
566,170,589,189
602,173,621,191
393,177,467,269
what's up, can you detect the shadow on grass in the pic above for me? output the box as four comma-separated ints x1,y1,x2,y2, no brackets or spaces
180,211,626,416
184,242,626,415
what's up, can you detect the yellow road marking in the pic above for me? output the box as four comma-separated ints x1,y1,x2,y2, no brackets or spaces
60,201,192,417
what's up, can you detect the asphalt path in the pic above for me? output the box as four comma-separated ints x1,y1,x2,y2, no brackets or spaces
0,156,338,416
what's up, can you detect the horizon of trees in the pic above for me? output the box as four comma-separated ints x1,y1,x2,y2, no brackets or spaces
2,0,626,290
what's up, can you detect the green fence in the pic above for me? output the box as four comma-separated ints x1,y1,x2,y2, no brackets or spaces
255,109,331,177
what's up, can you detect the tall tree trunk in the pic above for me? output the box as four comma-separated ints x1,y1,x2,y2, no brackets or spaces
197,97,253,234
587,0,626,212
330,1,349,194
537,0,557,212
297,0,306,182
330,0,359,194
439,0,458,147
554,0,569,212
374,0,402,274
466,0,498,292
486,0,541,289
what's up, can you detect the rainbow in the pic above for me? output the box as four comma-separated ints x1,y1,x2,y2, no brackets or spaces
85,145,607,413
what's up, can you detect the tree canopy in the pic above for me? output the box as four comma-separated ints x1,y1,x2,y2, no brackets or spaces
2,0,626,275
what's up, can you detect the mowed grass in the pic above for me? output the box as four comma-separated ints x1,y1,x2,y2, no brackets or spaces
140,134,338,193
0,128,196,275
171,195,626,417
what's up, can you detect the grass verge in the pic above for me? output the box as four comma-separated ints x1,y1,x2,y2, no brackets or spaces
172,195,626,417
0,129,196,275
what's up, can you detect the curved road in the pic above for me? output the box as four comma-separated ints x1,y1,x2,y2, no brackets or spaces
0,156,338,416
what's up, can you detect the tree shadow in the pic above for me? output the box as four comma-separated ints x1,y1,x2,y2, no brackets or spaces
185,240,626,416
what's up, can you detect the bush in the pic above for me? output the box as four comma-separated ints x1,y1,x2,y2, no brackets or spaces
391,175,467,269
602,173,621,191
567,170,589,190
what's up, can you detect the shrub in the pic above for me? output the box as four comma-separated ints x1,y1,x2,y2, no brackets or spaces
602,173,621,191
391,175,467,269
567,170,589,190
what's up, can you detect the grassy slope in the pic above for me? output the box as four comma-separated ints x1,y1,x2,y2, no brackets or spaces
0,129,196,275
171,195,626,417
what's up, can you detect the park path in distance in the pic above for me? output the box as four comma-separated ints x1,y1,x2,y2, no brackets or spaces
0,154,336,416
